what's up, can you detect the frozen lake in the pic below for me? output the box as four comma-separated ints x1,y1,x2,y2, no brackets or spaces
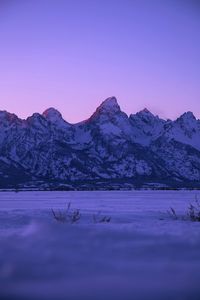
0,191,200,300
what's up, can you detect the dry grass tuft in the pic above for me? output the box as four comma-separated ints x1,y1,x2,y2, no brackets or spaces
168,197,200,222
52,203,81,224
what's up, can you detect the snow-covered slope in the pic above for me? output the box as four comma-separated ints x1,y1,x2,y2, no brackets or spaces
129,108,166,145
0,97,200,189
162,112,200,151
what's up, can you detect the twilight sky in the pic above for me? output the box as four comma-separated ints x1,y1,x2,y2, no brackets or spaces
0,0,199,123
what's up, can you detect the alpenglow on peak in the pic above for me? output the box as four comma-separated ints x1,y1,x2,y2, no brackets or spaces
1,97,200,190
95,97,121,113
43,108,63,122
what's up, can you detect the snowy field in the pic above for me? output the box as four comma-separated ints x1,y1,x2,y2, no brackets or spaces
0,191,200,300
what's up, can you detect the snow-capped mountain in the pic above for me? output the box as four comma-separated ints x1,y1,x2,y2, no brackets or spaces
0,97,200,189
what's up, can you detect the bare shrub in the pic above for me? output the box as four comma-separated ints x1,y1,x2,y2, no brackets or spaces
52,204,112,224
187,199,200,222
52,203,81,224
52,209,68,223
168,197,200,222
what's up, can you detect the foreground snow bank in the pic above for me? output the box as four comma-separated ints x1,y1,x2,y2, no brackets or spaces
0,191,200,300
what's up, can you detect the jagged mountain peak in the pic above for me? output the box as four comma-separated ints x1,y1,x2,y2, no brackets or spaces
130,107,161,125
175,111,197,130
140,108,153,114
95,97,121,114
136,108,156,119
43,107,63,121
1,99,200,189
100,96,118,106
87,97,123,124
0,110,17,119
0,110,20,125
42,107,71,129
26,113,48,130
178,111,196,121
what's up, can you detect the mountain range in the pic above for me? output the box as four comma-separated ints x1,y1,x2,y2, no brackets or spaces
0,97,200,190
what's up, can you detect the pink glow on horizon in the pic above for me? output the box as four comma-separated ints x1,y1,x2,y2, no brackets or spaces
0,0,199,123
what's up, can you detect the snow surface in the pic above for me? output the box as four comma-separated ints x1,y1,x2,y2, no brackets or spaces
0,191,200,300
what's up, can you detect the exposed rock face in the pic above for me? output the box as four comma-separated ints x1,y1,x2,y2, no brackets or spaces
0,97,200,189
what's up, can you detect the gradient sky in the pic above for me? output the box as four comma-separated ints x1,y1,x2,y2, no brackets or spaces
0,0,199,123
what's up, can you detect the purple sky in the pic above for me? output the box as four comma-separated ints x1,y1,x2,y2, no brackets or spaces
0,0,199,123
